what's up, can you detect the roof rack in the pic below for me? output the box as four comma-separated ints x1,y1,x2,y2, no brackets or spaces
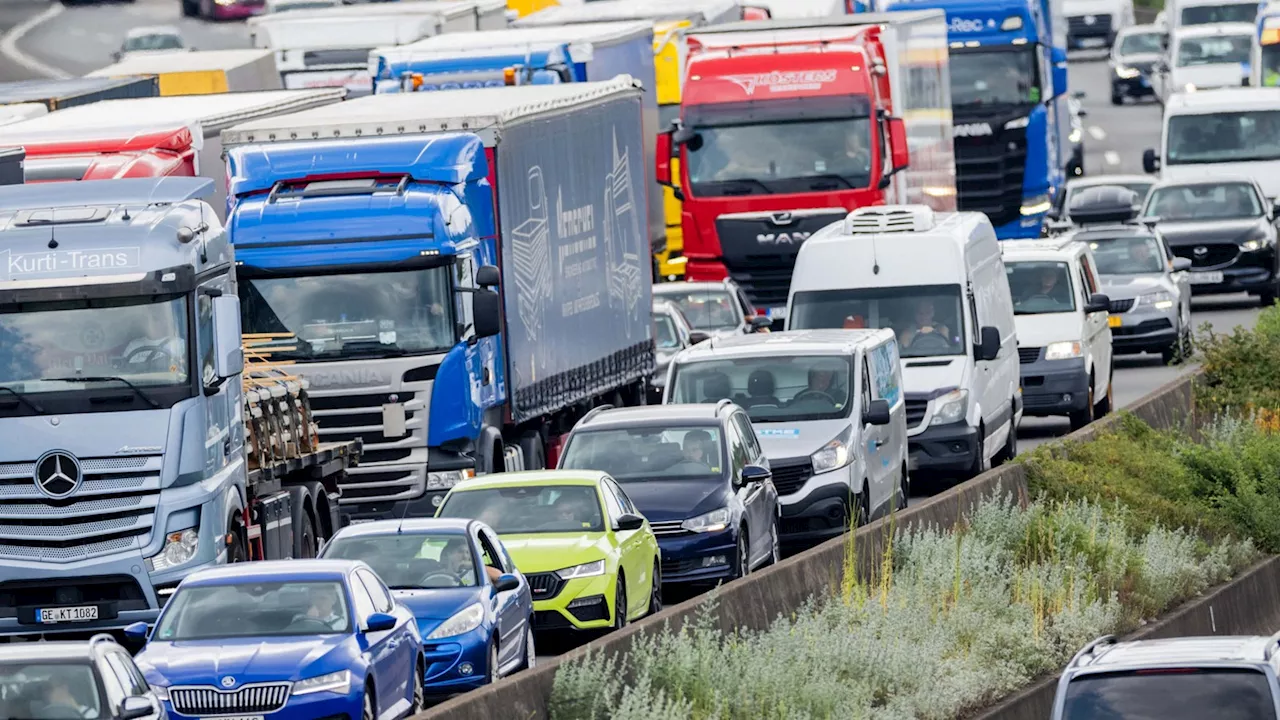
580,403,616,425
1068,635,1117,667
1067,185,1142,226
715,398,735,413
88,633,117,647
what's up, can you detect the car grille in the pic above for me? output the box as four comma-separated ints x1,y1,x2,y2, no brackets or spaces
1172,243,1239,270
1109,298,1135,314
526,572,566,601
955,123,1027,228
309,385,429,504
648,520,690,537
1068,14,1113,37
169,683,290,716
769,458,813,496
904,398,929,428
1018,347,1042,364
0,455,162,563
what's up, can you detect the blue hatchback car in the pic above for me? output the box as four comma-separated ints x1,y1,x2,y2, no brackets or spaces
320,518,535,698
127,560,423,720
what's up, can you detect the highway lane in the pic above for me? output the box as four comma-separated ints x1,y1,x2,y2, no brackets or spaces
0,0,54,82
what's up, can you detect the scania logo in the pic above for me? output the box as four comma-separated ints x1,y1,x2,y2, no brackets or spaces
1194,246,1209,257
305,370,388,388
221,676,236,688
757,232,811,245
33,450,82,499
953,123,994,137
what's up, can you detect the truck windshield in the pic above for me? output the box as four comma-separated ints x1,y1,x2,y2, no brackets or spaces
788,285,967,358
950,48,1041,108
1006,261,1076,315
1180,3,1257,25
240,267,455,360
1061,668,1278,720
668,355,853,423
1166,110,1280,165
323,532,482,589
685,117,874,195
0,294,189,394
0,663,107,719
560,427,726,482
154,581,351,641
1176,35,1251,66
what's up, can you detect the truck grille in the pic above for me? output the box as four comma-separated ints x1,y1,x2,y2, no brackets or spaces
526,572,566,601
169,683,290,716
1018,347,1042,364
1172,243,1239,270
714,209,847,308
1109,298,1135,314
0,455,161,562
1067,14,1112,38
769,458,813,496
905,398,928,428
954,123,1027,228
309,383,430,505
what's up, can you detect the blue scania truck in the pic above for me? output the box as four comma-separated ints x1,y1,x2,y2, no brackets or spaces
871,0,1071,238
220,77,654,524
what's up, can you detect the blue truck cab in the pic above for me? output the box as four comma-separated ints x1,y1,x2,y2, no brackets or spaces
872,0,1071,239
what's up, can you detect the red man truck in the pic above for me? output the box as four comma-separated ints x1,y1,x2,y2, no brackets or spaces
656,11,956,321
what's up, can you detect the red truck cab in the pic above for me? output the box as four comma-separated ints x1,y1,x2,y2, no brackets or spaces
20,127,198,183
656,12,954,319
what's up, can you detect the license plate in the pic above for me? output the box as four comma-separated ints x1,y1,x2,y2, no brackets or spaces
765,306,786,319
1080,37,1106,48
1190,271,1224,285
1108,315,1122,328
38,606,98,624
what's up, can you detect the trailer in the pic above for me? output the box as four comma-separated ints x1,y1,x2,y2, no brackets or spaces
0,104,46,128
0,76,159,110
87,49,283,95
0,147,21,185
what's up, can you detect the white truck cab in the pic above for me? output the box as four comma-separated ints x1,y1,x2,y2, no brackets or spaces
1064,0,1135,49
1001,239,1114,430
786,205,1021,485
1165,0,1259,33
1153,23,1253,101
1144,87,1280,201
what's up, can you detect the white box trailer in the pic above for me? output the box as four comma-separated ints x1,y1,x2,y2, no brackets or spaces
88,49,283,95
0,89,344,215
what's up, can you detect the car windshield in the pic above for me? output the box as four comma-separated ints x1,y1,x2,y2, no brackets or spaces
1143,182,1263,220
1062,668,1278,720
669,355,852,423
788,285,967,358
1167,110,1280,165
1006,261,1077,315
437,485,605,534
153,581,351,641
1090,235,1167,275
685,117,874,194
1180,2,1257,25
654,289,739,331
653,313,681,350
0,663,107,720
1119,31,1164,55
1176,35,1251,66
240,267,455,361
0,294,189,394
561,426,725,482
950,48,1041,108
123,33,182,51
324,533,479,589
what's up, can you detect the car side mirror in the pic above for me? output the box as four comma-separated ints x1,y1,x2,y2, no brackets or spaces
1142,148,1160,173
616,512,645,531
123,621,150,642
1172,257,1192,272
688,330,712,344
739,463,771,487
473,288,501,339
492,573,519,593
1085,293,1111,313
365,612,397,632
748,315,773,332
1271,199,1280,219
120,696,153,720
976,326,1001,362
865,398,891,426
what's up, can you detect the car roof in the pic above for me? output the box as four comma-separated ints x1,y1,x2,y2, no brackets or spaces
331,518,473,538
0,642,104,662
1067,175,1154,190
1166,88,1280,112
126,25,182,37
653,281,732,294
1000,237,1088,257
577,403,731,431
1149,174,1258,190
183,559,364,585
451,469,604,492
1071,636,1279,673
675,328,890,361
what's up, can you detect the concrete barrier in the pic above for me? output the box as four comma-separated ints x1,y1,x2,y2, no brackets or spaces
414,371,1202,720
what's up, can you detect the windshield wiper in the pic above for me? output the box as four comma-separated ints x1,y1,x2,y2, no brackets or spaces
43,376,161,409
0,385,44,413
704,178,772,196
798,174,856,191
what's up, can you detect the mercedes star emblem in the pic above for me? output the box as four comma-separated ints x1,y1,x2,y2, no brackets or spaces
221,676,236,688
33,450,82,499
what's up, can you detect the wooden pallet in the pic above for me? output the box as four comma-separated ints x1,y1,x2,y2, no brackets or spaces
242,334,321,471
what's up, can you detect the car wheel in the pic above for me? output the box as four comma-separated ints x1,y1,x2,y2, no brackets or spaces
485,639,499,683
1094,370,1114,417
612,578,627,630
517,625,536,672
852,484,870,527
1111,89,1124,105
762,521,781,566
994,415,1017,466
1161,340,1180,366
966,429,987,479
733,528,750,579
647,562,662,616
1261,286,1277,308
898,465,910,510
1069,379,1095,430
410,659,425,713
361,684,375,720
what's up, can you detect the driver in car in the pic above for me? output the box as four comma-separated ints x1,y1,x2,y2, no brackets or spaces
898,299,951,350
33,673,93,719
439,538,501,586
297,585,346,631
799,360,846,403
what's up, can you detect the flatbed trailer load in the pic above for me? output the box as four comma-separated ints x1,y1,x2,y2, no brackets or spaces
0,76,159,110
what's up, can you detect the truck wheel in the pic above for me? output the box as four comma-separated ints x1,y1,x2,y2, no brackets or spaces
227,515,248,563
294,509,317,559
518,432,545,471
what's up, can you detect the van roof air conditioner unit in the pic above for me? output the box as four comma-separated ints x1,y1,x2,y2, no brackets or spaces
843,205,934,235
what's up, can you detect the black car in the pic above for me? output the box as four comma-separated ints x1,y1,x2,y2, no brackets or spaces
1110,25,1164,104
557,402,780,587
1140,176,1280,306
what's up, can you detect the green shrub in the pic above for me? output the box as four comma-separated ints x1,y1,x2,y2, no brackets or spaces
1197,305,1280,414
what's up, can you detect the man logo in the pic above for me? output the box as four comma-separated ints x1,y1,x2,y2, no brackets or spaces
757,232,811,245
33,450,82,499
953,123,994,137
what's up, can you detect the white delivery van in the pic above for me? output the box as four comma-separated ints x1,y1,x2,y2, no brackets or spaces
1144,87,1280,200
1064,0,1135,49
785,205,1020,483
664,329,908,543
1153,23,1253,100
1001,239,1114,430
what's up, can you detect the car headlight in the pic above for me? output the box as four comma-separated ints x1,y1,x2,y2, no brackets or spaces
292,670,352,696
929,389,968,426
150,684,169,701
1115,64,1141,79
682,507,731,533
147,528,198,572
1069,127,1082,144
1243,235,1274,251
810,427,853,474
1137,290,1175,310
427,469,474,490
556,560,606,580
1020,194,1052,216
426,603,484,640
1045,341,1084,360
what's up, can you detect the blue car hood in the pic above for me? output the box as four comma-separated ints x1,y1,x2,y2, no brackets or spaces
393,587,483,635
136,635,349,686
620,479,729,523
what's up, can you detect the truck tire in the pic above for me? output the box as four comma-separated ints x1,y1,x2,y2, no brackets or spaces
227,513,248,564
518,431,545,471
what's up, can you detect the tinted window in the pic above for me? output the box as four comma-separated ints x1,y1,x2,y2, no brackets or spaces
669,355,854,422
1144,182,1264,220
437,485,605,534
790,284,967,358
1165,112,1280,166
0,662,107,718
322,532,479,589
476,529,508,573
105,652,146,697
1062,668,1277,720
950,47,1040,107
561,426,725,482
155,581,351,640
733,412,762,458
356,570,393,613
652,288,740,331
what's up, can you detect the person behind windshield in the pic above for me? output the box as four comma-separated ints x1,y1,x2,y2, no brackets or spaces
843,127,872,175
801,360,845,401
898,298,951,349
1127,238,1161,272
296,584,345,631
1154,190,1192,220
1026,268,1064,303
439,538,488,585
33,672,91,720
681,429,713,468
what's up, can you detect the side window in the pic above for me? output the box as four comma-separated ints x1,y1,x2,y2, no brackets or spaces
197,291,215,386
97,658,127,709
725,422,750,473
599,482,624,523
735,287,756,316
476,530,507,573
106,653,146,697
733,412,762,459
860,360,872,415
1080,257,1100,294
967,294,979,338
606,478,639,516
349,574,377,619
455,253,476,341
357,570,393,613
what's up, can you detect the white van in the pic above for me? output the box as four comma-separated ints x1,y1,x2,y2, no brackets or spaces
1153,23,1253,100
1002,239,1114,430
1064,0,1135,49
1143,88,1280,200
664,329,908,544
785,205,1021,483
1166,0,1258,32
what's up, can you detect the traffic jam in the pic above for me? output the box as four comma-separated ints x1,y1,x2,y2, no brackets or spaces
0,0,1275,717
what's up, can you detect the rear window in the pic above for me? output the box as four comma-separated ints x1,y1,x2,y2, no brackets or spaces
1062,668,1278,720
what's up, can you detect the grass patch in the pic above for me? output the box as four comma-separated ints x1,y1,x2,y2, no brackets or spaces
1197,304,1280,416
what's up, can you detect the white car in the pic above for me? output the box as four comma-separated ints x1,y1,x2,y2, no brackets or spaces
113,26,189,63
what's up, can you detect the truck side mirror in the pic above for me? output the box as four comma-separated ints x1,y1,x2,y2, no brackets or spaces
212,295,244,381
476,264,500,287
473,288,502,339
656,130,674,187
976,326,1001,362
1142,148,1160,173
1051,47,1069,98
887,117,910,173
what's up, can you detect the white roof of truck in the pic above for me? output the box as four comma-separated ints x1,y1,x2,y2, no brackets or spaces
1165,87,1280,114
222,75,640,146
377,20,653,63
0,89,345,141
749,0,846,18
88,48,275,76
514,0,740,26
1172,21,1255,39
249,0,475,27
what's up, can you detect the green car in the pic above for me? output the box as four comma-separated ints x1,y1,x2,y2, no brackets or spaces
435,470,662,632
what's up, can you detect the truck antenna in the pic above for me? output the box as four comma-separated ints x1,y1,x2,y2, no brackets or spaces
47,209,57,249
396,492,412,534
